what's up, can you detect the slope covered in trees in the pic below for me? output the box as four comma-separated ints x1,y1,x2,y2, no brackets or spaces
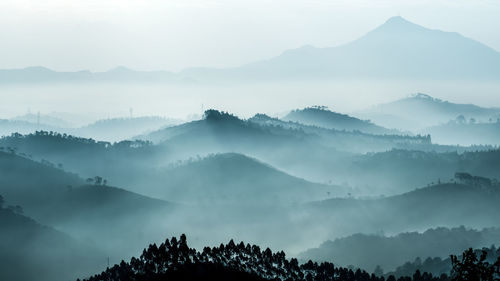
388,246,500,278
330,149,500,195
298,179,500,242
81,235,448,281
0,150,172,258
283,107,399,135
299,227,500,272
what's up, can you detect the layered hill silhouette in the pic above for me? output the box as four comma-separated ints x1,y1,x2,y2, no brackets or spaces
422,121,500,146
300,178,500,239
181,16,500,81
283,106,399,134
143,110,429,158
0,150,168,221
3,17,500,83
0,202,103,281
0,66,179,84
1,115,180,143
339,149,500,194
143,153,347,205
299,226,500,272
358,93,500,131
388,246,500,278
0,150,172,258
75,116,180,142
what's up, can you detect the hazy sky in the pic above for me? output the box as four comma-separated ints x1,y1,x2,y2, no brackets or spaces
0,0,499,72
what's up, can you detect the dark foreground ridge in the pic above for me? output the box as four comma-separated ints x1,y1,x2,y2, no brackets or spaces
79,235,500,281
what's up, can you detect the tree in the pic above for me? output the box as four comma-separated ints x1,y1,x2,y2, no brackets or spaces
94,176,103,185
450,248,497,281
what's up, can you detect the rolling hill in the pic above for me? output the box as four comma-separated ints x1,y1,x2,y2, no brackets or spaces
142,153,347,205
0,150,172,257
0,203,104,281
299,226,500,272
299,179,500,240
282,106,399,134
357,93,500,131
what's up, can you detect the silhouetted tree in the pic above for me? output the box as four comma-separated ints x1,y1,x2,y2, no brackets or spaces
450,248,500,281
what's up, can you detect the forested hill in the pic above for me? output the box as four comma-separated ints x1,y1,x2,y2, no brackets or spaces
0,150,168,225
81,235,450,281
283,107,398,135
299,226,500,272
0,150,172,260
298,178,500,240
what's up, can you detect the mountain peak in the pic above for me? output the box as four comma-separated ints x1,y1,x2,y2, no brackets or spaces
385,16,409,24
372,16,426,33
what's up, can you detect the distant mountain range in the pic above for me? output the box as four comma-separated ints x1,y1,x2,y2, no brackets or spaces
2,17,500,83
0,66,179,84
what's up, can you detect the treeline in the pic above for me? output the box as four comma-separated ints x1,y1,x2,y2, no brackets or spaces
1,131,152,149
82,235,466,281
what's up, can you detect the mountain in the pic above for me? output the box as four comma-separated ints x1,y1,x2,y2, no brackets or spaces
0,204,103,281
282,106,399,134
3,17,500,83
181,16,500,81
142,153,347,205
357,93,500,131
0,66,180,84
299,226,500,272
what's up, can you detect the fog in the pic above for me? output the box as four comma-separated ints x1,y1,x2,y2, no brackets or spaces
2,79,500,123
2,2,500,281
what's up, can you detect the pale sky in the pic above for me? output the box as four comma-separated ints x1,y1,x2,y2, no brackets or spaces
0,0,499,72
